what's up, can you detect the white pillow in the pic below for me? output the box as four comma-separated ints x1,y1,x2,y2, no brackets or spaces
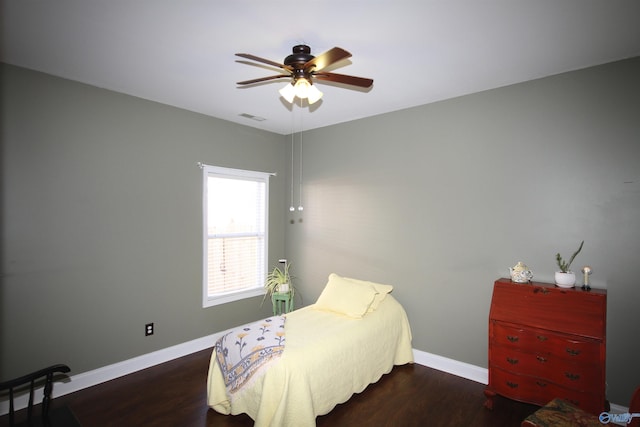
314,273,379,318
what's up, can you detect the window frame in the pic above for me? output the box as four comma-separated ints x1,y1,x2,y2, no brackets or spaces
202,164,270,308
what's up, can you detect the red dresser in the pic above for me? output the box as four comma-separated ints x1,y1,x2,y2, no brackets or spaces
484,278,607,415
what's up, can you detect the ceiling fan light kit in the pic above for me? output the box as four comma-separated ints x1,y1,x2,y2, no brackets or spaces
236,44,373,103
279,79,323,104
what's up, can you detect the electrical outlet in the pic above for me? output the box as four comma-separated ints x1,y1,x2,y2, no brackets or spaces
145,323,154,336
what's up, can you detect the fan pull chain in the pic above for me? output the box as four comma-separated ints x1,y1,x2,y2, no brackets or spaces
289,104,295,212
298,98,304,211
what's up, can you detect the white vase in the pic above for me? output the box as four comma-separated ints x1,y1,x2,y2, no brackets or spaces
555,271,576,288
277,283,289,293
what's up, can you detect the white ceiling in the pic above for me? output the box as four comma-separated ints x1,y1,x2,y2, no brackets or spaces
2,1,640,135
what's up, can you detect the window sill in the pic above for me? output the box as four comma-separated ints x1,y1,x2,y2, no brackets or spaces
203,287,264,308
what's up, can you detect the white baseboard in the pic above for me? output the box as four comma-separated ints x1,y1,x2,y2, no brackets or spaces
2,341,624,419
412,348,489,385
608,403,632,427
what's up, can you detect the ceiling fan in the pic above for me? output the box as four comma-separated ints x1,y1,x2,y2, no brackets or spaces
236,45,374,104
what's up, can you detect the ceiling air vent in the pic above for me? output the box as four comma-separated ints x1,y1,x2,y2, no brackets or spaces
239,113,266,122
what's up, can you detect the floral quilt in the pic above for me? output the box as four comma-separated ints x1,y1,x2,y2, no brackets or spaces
214,316,286,394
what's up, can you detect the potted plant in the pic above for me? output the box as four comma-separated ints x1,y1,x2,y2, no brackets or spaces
555,240,584,288
262,260,295,307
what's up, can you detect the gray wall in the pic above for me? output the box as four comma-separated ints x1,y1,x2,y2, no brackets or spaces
1,64,284,377
286,57,640,404
2,57,639,406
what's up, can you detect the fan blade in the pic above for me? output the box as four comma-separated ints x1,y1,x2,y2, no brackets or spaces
304,47,351,72
236,53,293,71
237,75,290,85
313,72,373,88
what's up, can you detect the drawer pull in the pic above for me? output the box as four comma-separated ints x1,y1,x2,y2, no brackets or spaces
566,348,581,356
565,372,581,381
536,381,547,387
506,357,519,365
536,355,547,363
506,335,519,343
536,335,548,341
506,381,519,389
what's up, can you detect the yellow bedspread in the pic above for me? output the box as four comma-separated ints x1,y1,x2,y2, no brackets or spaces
206,295,413,427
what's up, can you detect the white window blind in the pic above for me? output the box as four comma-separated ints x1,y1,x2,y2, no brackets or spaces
202,165,269,307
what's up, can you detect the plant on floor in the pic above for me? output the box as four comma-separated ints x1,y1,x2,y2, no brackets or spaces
262,261,295,306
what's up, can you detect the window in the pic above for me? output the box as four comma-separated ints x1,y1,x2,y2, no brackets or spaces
202,165,269,307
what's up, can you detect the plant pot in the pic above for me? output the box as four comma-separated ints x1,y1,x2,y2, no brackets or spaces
277,283,290,293
555,271,576,288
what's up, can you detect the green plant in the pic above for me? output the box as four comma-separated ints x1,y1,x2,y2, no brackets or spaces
262,262,294,306
555,240,584,273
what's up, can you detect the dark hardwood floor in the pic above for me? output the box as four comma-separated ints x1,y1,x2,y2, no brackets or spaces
1,348,539,427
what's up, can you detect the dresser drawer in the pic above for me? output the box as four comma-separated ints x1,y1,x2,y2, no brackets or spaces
491,322,601,362
490,367,603,414
490,346,602,390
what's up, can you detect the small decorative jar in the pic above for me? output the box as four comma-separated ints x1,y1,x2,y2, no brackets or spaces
510,262,533,283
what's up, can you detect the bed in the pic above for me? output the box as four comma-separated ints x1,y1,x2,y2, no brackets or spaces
206,273,414,427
